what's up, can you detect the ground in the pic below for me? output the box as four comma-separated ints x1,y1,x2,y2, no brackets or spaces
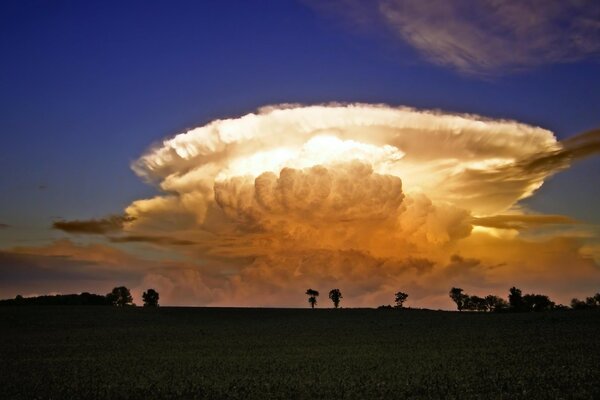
1,306,599,399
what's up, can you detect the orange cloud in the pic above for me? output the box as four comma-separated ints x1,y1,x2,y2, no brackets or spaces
10,104,598,308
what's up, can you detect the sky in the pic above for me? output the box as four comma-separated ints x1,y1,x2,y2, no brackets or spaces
1,0,599,308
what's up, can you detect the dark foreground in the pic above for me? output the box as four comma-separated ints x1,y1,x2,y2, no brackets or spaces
1,307,599,399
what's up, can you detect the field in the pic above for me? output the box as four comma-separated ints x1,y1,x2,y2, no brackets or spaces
1,307,600,399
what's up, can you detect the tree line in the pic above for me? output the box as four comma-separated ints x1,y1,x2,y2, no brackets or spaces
306,288,409,309
449,286,600,312
1,287,160,307
2,285,599,311
305,288,343,309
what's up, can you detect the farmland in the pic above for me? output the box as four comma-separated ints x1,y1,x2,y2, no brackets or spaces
1,306,599,399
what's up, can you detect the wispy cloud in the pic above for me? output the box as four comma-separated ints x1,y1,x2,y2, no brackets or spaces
108,235,195,246
472,214,577,230
306,0,600,75
52,215,134,234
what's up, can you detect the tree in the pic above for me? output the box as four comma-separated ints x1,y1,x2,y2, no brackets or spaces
469,295,488,312
394,292,409,308
142,289,160,307
523,294,554,312
585,295,600,308
449,287,468,311
508,287,525,312
306,289,319,309
485,295,508,312
571,298,589,310
329,289,342,308
571,293,600,310
107,286,133,307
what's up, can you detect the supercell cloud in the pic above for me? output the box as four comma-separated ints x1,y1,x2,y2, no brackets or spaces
112,104,599,307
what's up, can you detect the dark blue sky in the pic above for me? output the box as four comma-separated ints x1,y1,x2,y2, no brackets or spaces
1,0,599,242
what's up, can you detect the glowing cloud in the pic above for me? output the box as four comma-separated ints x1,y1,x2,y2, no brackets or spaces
132,104,561,216
116,104,599,307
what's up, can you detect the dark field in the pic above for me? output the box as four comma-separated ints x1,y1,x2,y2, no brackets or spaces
1,307,600,399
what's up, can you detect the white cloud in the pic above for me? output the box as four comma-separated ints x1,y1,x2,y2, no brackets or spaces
307,0,600,75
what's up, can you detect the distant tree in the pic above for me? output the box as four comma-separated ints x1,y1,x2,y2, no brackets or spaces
571,298,589,310
508,287,525,312
469,295,488,312
329,289,342,309
523,294,554,312
571,293,600,310
306,289,319,309
15,294,23,304
485,295,508,312
394,292,409,308
449,287,468,311
142,289,160,307
107,286,133,307
584,295,600,308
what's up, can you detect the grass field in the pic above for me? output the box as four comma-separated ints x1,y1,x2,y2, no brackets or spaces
1,306,599,399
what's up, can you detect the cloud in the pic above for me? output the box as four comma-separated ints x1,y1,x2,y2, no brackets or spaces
472,214,576,230
52,215,134,234
306,0,600,75
0,223,9,229
6,104,599,308
107,235,196,246
0,239,220,305
132,104,563,218
0,239,143,296
116,103,600,307
214,162,404,227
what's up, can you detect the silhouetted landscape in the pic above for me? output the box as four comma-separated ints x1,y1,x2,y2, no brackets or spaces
1,286,600,398
1,304,599,399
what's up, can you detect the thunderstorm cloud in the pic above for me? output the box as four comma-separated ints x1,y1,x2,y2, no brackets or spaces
9,104,599,307
110,103,598,307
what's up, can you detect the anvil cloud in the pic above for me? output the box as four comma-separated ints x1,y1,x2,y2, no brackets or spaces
80,103,597,308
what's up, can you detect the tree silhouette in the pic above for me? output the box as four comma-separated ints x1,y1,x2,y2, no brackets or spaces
571,298,588,310
485,295,508,312
508,287,525,312
394,291,409,308
469,295,488,312
523,294,554,311
571,292,600,310
329,289,342,308
449,287,468,311
306,289,319,309
585,293,600,308
142,288,159,307
107,286,133,307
